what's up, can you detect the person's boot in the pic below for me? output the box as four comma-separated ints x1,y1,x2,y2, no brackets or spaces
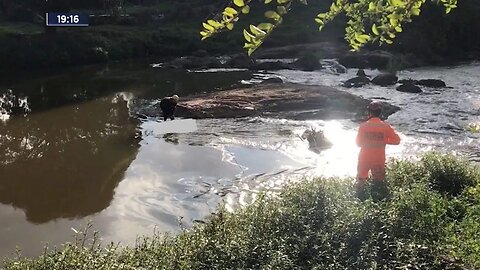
371,179,389,202
354,180,368,201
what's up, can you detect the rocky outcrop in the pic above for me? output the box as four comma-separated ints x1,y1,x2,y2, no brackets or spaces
134,83,400,121
371,73,398,86
397,83,422,93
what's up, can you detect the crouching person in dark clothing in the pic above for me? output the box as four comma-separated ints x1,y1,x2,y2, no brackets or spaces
160,95,179,121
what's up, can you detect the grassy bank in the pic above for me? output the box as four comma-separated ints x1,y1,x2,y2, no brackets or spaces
4,153,480,269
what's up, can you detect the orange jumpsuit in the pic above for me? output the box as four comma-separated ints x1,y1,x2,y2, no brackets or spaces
356,117,400,181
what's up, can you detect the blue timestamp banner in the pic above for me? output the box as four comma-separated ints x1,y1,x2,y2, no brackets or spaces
46,13,89,27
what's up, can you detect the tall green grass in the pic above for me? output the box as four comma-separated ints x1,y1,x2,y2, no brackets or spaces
4,153,480,269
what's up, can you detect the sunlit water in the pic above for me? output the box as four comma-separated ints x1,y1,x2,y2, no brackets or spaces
0,61,478,260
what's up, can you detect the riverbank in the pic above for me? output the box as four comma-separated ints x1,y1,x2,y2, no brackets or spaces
4,154,479,269
0,0,479,72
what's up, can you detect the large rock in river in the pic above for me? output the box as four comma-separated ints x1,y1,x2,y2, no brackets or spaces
397,83,422,93
134,83,400,121
371,73,398,86
417,79,446,88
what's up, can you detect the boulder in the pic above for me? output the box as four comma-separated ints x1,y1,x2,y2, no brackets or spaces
343,76,371,88
322,59,347,74
417,79,446,88
371,73,398,86
291,54,322,71
396,83,422,93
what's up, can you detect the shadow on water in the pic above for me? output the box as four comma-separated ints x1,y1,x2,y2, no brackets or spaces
0,96,140,223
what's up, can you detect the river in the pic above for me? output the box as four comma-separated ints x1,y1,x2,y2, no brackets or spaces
0,60,478,260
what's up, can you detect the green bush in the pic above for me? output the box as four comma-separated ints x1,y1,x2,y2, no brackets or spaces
4,153,480,269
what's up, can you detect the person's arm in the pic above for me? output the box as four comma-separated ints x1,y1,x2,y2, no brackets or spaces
356,124,364,147
385,124,400,145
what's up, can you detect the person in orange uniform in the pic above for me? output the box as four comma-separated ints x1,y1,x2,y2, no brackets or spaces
355,101,401,190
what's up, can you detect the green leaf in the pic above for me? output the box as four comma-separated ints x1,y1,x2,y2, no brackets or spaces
355,34,371,43
264,0,273,3
202,22,214,31
224,7,238,16
233,0,245,7
207,19,222,28
372,24,379,35
265,10,280,20
226,23,234,30
257,23,274,31
277,6,287,15
243,29,254,42
242,5,250,14
250,25,266,36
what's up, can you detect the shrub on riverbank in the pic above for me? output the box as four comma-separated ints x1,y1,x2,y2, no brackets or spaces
4,154,480,269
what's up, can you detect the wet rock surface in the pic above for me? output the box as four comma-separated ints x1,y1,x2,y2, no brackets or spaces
134,83,400,121
343,76,371,88
371,73,398,86
397,83,423,93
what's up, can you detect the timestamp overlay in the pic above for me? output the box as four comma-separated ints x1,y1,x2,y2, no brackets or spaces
46,13,89,27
